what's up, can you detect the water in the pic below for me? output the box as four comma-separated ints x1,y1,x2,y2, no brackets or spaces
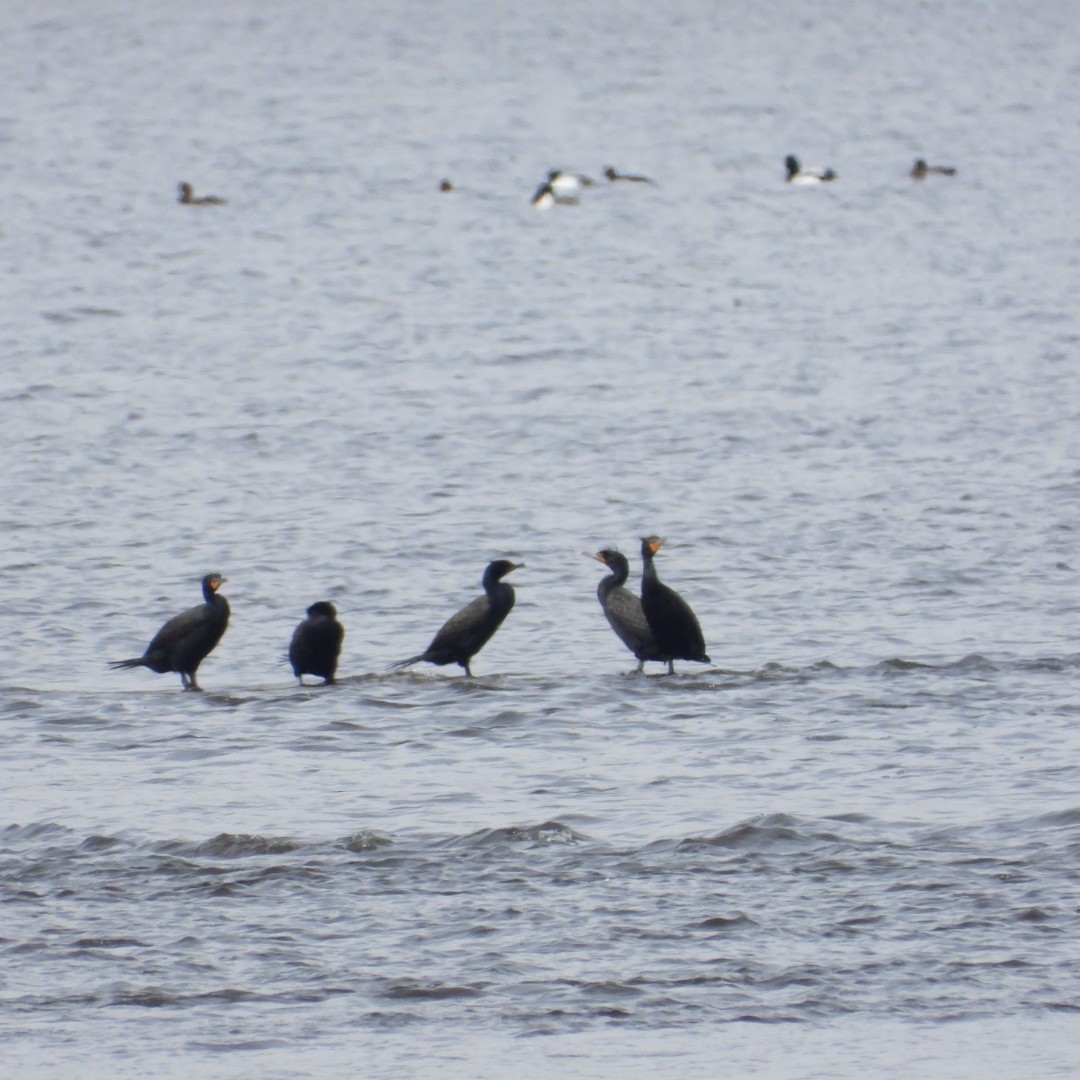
2,1,1079,1075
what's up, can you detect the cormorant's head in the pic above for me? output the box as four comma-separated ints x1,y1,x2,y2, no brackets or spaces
307,601,337,620
641,536,664,558
486,559,524,583
784,155,799,179
203,573,227,593
584,549,621,566
178,182,193,202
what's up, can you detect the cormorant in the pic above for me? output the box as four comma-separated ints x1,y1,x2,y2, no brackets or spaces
910,158,956,179
639,537,710,674
177,182,226,205
585,549,663,671
289,601,344,685
391,559,523,677
784,155,837,184
109,573,230,690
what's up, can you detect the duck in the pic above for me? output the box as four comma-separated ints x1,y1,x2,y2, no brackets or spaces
604,166,656,184
530,181,578,209
784,155,837,184
177,182,226,206
547,168,595,194
910,158,957,179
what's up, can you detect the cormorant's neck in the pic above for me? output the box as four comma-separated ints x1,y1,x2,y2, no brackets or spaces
641,547,658,586
608,558,629,587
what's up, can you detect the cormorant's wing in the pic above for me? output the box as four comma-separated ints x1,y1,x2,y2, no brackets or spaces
146,602,210,654
428,595,491,654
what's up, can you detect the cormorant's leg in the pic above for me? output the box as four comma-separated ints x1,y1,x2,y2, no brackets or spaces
667,660,675,676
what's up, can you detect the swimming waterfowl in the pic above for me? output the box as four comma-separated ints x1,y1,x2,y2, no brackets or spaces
784,155,837,184
604,166,656,184
547,169,595,194
910,158,957,179
177,182,226,205
530,181,578,209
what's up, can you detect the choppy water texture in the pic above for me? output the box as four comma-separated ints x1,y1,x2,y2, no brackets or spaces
2,1,1079,1076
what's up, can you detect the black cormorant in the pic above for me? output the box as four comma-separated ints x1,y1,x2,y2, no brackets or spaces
289,601,344,685
391,559,523,677
640,537,710,674
109,573,230,690
585,549,662,671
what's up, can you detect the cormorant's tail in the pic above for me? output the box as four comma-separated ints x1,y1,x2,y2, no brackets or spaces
108,657,146,670
388,655,425,672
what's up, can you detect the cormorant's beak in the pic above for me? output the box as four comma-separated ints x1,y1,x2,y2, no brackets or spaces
643,537,665,554
212,576,228,590
582,551,606,564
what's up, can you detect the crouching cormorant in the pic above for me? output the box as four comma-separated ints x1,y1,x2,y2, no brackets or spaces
289,601,344,685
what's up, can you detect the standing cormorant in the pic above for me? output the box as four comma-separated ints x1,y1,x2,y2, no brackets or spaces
390,560,523,677
639,537,710,674
289,601,344,685
109,573,230,690
585,549,663,671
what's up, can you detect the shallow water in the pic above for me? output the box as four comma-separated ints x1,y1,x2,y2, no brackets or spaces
2,1,1079,1076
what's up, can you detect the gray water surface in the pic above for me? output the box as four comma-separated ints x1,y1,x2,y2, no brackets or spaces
2,1,1079,1076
